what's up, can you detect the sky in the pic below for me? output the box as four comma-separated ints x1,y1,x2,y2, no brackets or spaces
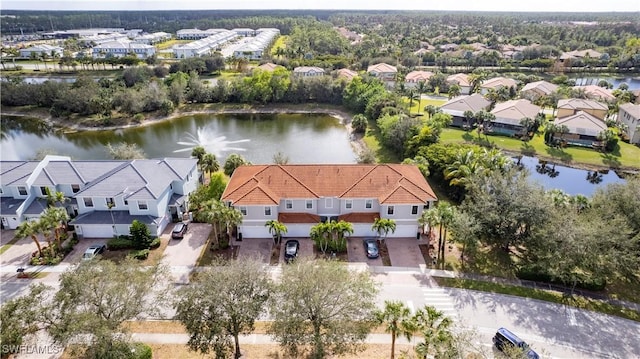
1,0,638,12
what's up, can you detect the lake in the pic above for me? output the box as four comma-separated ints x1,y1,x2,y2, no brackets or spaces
0,113,358,164
515,155,625,196
571,76,640,90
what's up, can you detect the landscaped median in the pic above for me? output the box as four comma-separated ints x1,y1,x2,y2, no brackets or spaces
433,276,640,322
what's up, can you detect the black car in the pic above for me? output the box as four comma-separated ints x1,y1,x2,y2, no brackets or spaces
171,222,188,239
284,239,300,263
493,327,539,359
363,238,379,259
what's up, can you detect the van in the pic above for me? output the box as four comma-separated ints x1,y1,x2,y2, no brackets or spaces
493,327,540,359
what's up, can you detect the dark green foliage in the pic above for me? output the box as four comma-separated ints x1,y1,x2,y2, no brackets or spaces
223,154,250,177
129,220,153,249
129,249,150,260
107,237,136,250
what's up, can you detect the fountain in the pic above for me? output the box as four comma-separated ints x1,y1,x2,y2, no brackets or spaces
173,125,250,159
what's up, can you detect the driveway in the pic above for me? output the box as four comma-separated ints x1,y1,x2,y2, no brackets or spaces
63,237,109,263
347,237,383,266
235,237,273,263
278,237,314,263
0,235,35,266
386,237,425,268
162,222,210,267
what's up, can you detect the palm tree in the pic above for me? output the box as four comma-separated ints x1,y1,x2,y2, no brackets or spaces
407,90,419,114
36,218,56,257
265,219,288,244
444,150,484,188
375,301,416,359
191,146,207,183
436,203,455,266
424,105,438,119
462,110,474,130
220,206,243,242
334,220,354,251
413,306,454,359
372,218,396,243
41,207,69,248
419,207,439,242
447,84,461,99
15,220,43,258
201,153,220,182
310,221,331,253
416,81,427,115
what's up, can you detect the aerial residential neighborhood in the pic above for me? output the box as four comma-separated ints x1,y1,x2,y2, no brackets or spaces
0,4,639,359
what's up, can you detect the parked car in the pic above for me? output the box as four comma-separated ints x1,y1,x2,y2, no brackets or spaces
284,239,300,263
363,238,379,259
82,244,106,261
171,222,188,239
493,327,539,359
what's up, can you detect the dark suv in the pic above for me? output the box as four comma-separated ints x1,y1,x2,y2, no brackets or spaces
493,327,539,359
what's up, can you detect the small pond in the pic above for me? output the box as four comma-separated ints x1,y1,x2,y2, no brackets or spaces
515,155,625,196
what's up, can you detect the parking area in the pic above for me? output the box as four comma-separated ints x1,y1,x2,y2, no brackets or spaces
63,237,109,263
235,237,273,263
386,237,426,268
278,237,314,263
162,222,211,267
347,237,383,266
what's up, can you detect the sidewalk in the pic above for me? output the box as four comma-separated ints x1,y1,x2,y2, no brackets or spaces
132,332,413,345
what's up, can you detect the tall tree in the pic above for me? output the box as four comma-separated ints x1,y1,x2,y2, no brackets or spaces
268,258,378,359
375,301,416,359
15,220,43,258
372,218,397,243
265,219,288,244
413,306,454,358
223,154,250,177
201,152,220,181
175,257,272,359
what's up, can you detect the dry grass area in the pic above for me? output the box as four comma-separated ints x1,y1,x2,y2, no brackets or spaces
147,343,414,359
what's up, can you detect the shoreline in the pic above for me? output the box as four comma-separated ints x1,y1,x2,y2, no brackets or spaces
1,106,637,173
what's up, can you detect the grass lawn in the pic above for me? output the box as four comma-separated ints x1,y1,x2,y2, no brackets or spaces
362,118,400,163
155,39,191,50
400,96,448,117
270,35,288,57
434,277,640,322
0,236,20,255
440,127,640,170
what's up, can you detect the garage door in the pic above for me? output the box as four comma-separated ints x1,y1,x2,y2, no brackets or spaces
353,224,377,237
389,225,419,238
285,224,313,237
80,225,114,239
240,225,271,239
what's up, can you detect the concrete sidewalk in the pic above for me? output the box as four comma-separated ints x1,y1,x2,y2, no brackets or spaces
132,332,414,345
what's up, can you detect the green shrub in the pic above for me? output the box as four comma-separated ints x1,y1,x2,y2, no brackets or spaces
129,249,149,260
107,237,136,250
517,266,606,292
149,237,161,249
130,342,152,359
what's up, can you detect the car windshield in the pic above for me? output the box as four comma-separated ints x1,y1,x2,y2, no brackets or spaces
366,242,377,251
173,223,184,232
286,242,297,254
82,252,93,258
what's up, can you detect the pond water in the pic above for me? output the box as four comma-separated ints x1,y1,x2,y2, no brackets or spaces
0,113,357,164
515,155,625,196
571,76,640,90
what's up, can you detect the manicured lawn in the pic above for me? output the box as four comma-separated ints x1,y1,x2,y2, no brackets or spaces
440,127,640,170
155,39,191,50
434,277,640,322
401,96,448,117
362,118,401,163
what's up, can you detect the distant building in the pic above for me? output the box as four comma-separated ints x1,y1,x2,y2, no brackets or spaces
176,28,228,40
232,28,280,60
293,66,325,77
173,30,238,58
553,112,607,147
404,71,433,89
19,44,63,58
440,94,491,128
133,32,172,45
256,63,284,72
618,103,640,145
446,73,472,95
336,68,358,81
557,98,608,121
573,85,616,102
489,99,541,136
480,77,518,95
520,80,558,100
92,41,156,59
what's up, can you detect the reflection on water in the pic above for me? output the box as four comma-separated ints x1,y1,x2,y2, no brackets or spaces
517,155,625,196
173,124,251,158
0,113,357,164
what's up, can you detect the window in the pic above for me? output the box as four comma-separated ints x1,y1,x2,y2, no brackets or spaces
106,198,115,208
325,198,333,208
345,200,352,209
365,199,373,209
264,207,271,216
18,186,27,196
40,186,48,196
71,184,80,193
306,200,313,209
285,200,292,209
84,198,93,207
240,207,247,215
138,200,148,210
412,206,418,215
387,206,395,215
124,199,128,206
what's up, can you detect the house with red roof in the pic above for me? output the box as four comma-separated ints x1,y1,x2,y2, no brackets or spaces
221,164,437,239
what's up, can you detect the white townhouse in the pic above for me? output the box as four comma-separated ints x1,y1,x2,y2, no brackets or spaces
0,156,198,238
233,28,280,60
293,66,325,77
176,28,228,40
19,44,64,58
133,32,172,45
221,164,438,239
173,30,238,58
618,103,640,145
92,40,156,59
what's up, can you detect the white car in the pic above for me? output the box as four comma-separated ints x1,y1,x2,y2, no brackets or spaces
82,244,106,260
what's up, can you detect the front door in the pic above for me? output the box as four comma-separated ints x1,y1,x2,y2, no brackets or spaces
1,217,7,229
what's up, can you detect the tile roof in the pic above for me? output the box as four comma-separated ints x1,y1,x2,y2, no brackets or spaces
337,68,358,80
293,66,324,73
491,99,541,124
367,63,397,73
573,85,615,101
521,81,558,95
0,198,24,216
70,210,160,225
554,111,607,137
557,98,608,112
441,94,491,114
405,71,434,82
222,164,437,206
619,103,640,119
447,73,471,87
338,212,380,223
481,77,518,90
257,63,282,71
278,212,321,223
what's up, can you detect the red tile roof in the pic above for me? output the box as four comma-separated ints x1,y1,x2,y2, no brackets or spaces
278,212,321,223
338,212,380,223
222,164,437,205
